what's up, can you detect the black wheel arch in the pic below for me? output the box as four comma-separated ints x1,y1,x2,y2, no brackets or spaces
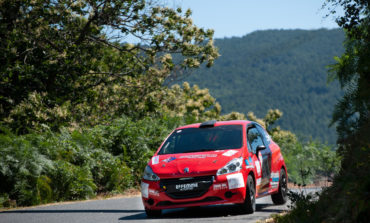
280,165,288,184
248,171,256,191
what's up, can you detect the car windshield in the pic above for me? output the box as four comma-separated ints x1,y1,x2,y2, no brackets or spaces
158,125,243,155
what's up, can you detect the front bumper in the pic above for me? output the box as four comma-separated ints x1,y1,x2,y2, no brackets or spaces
141,172,247,210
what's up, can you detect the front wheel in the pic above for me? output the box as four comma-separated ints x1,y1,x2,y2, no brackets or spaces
237,175,256,214
145,208,162,218
271,168,288,205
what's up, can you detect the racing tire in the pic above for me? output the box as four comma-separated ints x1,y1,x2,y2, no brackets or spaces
271,168,288,205
145,208,162,218
238,175,256,214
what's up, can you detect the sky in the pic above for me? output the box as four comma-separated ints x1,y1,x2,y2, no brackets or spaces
167,0,342,39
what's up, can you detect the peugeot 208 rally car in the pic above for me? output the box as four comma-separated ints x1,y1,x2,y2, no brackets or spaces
141,120,288,217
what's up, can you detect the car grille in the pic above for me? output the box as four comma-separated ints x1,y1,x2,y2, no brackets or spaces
160,175,214,199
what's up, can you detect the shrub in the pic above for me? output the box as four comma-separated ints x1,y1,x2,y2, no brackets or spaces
0,115,183,206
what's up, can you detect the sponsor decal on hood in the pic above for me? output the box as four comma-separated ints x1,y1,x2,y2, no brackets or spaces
162,156,176,163
179,154,217,159
222,150,238,157
150,150,242,177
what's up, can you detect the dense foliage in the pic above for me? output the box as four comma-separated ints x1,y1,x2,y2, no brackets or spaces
181,29,345,144
0,116,183,206
277,1,370,222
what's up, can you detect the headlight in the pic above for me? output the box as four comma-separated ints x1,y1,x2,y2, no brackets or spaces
217,157,243,175
143,165,160,181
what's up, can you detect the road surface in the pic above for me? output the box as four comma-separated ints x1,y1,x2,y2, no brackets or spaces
0,193,296,223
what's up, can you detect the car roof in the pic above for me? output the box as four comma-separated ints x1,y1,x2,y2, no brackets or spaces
176,120,252,130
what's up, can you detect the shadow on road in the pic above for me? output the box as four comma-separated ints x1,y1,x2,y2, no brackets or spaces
0,209,143,214
119,203,285,220
256,203,286,212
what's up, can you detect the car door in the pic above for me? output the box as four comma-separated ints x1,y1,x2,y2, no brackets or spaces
247,125,272,192
255,125,273,191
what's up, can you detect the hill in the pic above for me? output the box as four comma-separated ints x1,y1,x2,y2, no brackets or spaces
181,29,345,144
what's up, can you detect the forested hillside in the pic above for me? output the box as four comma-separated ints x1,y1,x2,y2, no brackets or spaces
182,29,345,144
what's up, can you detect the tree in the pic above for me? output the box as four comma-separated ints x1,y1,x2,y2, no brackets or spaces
326,1,370,220
0,0,219,132
325,0,370,144
277,1,370,222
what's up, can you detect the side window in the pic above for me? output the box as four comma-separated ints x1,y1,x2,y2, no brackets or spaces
256,125,271,145
247,127,264,154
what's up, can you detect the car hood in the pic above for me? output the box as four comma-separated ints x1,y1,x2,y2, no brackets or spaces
149,149,242,178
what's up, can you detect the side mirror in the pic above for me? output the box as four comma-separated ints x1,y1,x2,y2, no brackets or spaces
256,145,266,154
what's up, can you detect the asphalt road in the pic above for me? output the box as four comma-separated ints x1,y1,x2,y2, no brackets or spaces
0,194,296,223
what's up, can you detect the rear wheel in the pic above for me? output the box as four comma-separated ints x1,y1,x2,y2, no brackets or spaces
145,208,162,218
238,175,256,214
271,169,288,205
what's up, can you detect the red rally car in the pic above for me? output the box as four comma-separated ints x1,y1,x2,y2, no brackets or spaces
141,120,288,217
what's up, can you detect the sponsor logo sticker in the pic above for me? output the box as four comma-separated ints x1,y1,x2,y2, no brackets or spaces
245,157,254,169
176,183,198,191
245,159,249,165
149,189,160,196
213,183,228,190
271,171,280,182
270,171,279,188
152,156,159,165
226,173,245,189
179,154,217,159
162,156,176,163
